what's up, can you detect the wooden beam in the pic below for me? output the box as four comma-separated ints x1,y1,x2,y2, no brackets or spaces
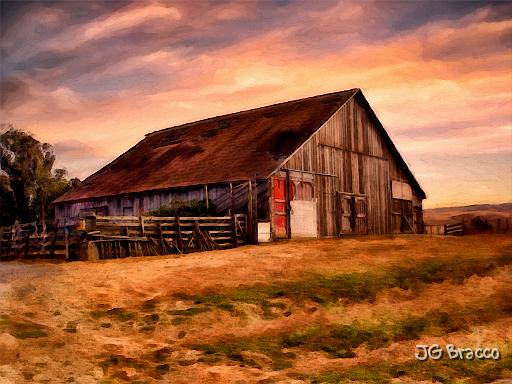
268,178,274,241
318,143,386,161
281,168,337,178
285,170,291,239
231,215,238,248
229,182,233,216
254,179,258,224
175,215,184,253
247,179,253,242
139,216,145,236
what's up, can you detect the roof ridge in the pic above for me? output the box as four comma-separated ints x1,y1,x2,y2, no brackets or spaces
145,88,360,137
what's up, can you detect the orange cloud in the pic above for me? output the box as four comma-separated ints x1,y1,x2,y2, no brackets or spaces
1,1,510,208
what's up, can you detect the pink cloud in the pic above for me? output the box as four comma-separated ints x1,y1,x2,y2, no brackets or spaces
1,1,510,208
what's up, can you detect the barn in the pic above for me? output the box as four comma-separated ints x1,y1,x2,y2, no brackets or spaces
53,89,426,241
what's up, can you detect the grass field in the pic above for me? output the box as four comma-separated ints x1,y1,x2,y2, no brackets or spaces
0,235,511,383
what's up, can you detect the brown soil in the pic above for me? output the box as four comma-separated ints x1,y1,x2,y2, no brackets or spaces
0,234,510,383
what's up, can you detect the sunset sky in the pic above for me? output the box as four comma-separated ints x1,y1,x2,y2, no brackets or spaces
1,0,511,208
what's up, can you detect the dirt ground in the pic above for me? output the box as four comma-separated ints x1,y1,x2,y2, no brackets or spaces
0,235,511,384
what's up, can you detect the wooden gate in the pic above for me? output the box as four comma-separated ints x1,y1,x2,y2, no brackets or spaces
337,194,367,236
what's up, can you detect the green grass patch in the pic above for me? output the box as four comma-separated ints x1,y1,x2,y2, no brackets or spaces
13,329,47,339
0,315,11,328
8,321,48,339
173,254,511,317
310,354,512,384
192,337,293,371
91,308,136,322
142,313,160,324
64,321,77,333
98,354,147,375
190,299,510,368
167,307,210,316
171,317,186,326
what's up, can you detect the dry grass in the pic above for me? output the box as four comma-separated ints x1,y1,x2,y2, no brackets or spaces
0,234,510,383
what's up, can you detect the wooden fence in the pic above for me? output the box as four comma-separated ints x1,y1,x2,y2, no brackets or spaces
0,221,71,260
83,214,247,260
424,223,467,236
0,214,247,261
424,224,445,236
444,223,465,236
424,218,512,236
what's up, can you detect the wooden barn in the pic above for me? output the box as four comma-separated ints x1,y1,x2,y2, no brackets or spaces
53,89,426,241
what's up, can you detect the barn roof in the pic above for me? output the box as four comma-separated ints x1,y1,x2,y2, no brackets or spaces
54,89,425,203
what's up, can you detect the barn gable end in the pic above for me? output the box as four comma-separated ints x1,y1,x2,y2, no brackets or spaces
278,90,424,236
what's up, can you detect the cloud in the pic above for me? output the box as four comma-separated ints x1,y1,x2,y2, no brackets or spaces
0,77,29,107
1,0,510,207
52,140,111,180
420,18,512,60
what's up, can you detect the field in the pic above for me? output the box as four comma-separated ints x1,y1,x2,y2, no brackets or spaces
424,203,512,225
0,235,511,384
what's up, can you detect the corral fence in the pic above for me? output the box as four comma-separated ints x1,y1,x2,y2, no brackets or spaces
0,220,71,260
424,217,511,236
0,214,247,261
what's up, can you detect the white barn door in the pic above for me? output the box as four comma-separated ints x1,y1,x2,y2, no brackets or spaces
290,180,318,238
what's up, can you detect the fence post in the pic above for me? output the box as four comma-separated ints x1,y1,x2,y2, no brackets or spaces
157,222,164,254
23,225,30,259
139,216,145,236
64,227,69,259
231,215,239,248
40,221,47,256
175,216,183,253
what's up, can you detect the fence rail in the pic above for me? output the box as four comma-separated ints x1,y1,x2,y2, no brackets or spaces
424,217,511,236
0,221,70,260
0,214,247,261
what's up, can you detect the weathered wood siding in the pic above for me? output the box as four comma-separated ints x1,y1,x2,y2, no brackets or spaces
55,182,253,219
281,95,423,236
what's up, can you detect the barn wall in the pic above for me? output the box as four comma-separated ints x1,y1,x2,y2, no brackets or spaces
281,95,423,236
54,181,267,220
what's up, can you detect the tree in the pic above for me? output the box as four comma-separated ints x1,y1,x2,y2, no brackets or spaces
0,125,81,225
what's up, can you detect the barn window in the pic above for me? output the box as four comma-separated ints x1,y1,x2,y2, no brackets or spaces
295,181,314,201
123,197,134,216
392,180,412,201
79,206,109,217
355,199,366,214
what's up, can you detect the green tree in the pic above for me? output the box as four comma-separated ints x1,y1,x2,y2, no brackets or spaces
0,125,81,225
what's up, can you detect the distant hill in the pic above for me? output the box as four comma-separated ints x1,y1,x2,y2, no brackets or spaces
424,203,512,225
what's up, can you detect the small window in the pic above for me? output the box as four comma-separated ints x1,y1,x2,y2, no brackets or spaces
355,199,366,215
296,181,314,201
79,206,109,217
392,180,412,201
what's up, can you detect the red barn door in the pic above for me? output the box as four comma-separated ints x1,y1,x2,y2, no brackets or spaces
272,177,293,238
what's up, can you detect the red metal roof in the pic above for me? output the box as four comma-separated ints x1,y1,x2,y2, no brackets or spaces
54,89,358,203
